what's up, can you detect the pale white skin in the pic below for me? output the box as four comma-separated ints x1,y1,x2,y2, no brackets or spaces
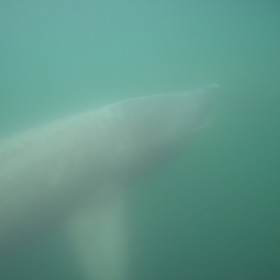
0,84,218,279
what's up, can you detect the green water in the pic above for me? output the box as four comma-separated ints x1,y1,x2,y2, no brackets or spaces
0,1,279,279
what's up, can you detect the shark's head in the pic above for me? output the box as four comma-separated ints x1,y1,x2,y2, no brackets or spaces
111,84,219,174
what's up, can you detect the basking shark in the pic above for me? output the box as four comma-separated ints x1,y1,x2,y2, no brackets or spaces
0,84,218,279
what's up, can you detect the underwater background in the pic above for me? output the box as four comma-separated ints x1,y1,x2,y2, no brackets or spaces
0,1,279,279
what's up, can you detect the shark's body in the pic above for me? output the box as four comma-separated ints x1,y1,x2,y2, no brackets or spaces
0,85,218,279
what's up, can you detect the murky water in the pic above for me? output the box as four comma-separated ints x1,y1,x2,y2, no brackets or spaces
0,1,279,279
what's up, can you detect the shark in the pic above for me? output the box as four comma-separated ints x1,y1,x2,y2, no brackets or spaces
0,84,218,279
